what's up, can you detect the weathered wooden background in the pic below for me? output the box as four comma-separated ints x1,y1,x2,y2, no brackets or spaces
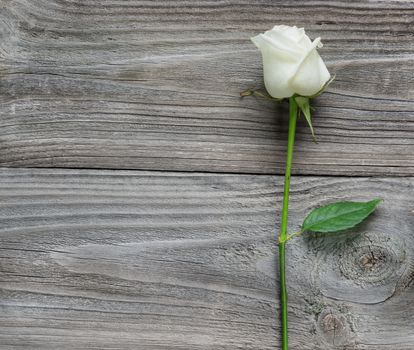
0,1,413,349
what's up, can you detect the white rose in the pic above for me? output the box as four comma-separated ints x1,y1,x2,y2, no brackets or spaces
251,25,331,99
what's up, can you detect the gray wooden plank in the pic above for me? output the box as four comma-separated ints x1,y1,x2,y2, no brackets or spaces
1,1,413,175
0,168,413,349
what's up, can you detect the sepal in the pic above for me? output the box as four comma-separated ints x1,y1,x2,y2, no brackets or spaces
294,96,317,142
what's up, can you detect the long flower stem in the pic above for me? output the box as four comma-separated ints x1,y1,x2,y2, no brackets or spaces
279,97,298,350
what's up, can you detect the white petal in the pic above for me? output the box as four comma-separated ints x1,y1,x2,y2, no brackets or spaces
261,49,298,98
296,30,313,50
265,26,307,53
289,38,331,96
251,33,299,58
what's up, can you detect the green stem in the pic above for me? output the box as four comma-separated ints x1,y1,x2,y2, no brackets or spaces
279,97,298,350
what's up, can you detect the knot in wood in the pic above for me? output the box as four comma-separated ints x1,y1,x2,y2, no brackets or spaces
316,309,352,346
338,243,398,286
322,313,344,332
311,233,409,303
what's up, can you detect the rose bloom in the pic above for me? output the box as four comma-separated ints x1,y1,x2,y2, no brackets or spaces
251,25,331,99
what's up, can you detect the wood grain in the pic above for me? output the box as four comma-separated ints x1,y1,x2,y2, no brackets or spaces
1,1,413,175
0,168,413,349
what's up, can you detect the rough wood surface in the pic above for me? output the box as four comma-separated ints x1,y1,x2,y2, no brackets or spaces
1,0,413,175
0,168,413,349
1,1,413,349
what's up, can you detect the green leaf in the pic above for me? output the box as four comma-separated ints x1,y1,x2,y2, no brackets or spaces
294,96,317,142
302,199,382,233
